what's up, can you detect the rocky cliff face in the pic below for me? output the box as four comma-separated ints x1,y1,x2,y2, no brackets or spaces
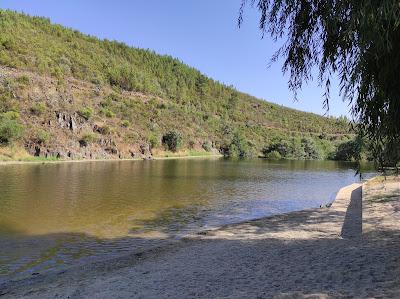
1,67,157,160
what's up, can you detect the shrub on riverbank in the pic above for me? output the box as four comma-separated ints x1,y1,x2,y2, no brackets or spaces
149,133,161,149
221,132,254,158
262,137,325,160
202,141,212,152
265,150,282,160
34,129,51,145
334,139,361,161
162,131,182,152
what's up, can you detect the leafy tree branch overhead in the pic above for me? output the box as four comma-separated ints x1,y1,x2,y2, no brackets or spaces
239,0,400,167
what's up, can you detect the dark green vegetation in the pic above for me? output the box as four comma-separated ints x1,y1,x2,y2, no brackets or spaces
162,131,182,152
262,137,323,160
0,111,23,144
0,10,356,161
240,0,400,167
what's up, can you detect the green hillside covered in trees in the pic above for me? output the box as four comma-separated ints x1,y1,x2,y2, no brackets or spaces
0,10,355,161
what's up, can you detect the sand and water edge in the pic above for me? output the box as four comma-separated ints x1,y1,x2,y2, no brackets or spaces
1,176,399,298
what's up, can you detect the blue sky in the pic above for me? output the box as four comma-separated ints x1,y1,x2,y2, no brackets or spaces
1,0,350,117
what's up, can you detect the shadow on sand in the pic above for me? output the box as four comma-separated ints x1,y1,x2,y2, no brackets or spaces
341,186,362,239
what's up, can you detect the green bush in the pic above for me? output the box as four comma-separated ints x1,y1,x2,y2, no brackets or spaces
106,110,115,118
35,129,50,144
262,137,323,160
0,90,19,113
0,112,23,144
121,120,130,127
334,139,361,161
262,140,291,158
148,133,161,149
100,108,115,118
162,131,182,152
202,141,212,152
79,132,98,147
30,102,46,115
123,131,139,143
229,132,250,158
265,150,282,160
2,111,20,120
301,138,322,160
221,132,251,158
78,107,93,120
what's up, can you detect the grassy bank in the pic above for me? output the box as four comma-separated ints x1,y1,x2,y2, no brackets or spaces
0,145,222,165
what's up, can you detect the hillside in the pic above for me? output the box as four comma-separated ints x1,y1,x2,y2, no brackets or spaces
0,10,353,161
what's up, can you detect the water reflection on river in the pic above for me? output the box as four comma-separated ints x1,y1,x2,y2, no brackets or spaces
0,158,373,279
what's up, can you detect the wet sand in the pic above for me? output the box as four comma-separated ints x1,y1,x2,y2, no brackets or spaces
1,178,400,298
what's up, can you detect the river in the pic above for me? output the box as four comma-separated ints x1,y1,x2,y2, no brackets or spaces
0,158,373,280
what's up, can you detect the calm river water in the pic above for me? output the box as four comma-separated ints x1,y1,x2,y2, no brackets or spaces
0,158,373,279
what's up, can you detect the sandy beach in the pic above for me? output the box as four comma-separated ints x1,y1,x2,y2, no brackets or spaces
1,177,400,298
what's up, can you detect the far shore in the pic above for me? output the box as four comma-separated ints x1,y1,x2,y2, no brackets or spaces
0,153,223,166
0,153,367,167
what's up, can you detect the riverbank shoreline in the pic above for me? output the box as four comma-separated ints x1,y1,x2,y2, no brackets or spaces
0,153,223,166
3,177,399,298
